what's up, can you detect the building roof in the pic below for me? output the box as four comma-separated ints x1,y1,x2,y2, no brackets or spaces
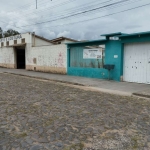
66,39,107,45
101,32,128,37
118,31,150,38
34,34,55,44
50,37,78,43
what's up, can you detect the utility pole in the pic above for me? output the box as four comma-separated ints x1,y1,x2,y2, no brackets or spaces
36,0,37,9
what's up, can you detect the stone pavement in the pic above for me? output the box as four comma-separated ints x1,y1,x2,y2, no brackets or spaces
0,73,150,150
0,68,150,98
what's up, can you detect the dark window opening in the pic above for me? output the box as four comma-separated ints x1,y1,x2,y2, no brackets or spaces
16,49,25,69
14,40,17,45
1,42,4,47
22,38,25,43
6,41,9,46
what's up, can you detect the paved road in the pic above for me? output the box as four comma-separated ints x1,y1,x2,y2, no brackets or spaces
0,73,150,150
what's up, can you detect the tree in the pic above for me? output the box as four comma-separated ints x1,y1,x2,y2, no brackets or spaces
3,29,20,37
0,27,20,38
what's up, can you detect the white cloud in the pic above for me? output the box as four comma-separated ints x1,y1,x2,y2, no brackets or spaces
57,31,70,38
0,0,150,40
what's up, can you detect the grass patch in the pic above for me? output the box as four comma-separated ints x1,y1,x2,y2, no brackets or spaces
64,142,84,150
15,132,27,138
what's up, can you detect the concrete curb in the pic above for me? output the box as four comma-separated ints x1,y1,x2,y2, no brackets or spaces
2,71,133,97
88,87,132,96
132,93,150,99
3,72,85,86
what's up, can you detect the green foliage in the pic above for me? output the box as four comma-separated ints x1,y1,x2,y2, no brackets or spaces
0,27,20,38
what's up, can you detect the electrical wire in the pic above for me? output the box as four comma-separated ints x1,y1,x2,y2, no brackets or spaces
32,2,150,31
32,0,141,25
0,0,78,26
17,0,137,28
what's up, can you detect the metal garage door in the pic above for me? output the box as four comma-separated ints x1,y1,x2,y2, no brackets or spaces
123,43,150,84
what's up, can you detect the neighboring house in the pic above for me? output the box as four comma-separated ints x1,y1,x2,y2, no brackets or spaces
0,33,77,74
50,37,78,44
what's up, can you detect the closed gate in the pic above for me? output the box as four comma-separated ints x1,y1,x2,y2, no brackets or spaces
123,42,150,84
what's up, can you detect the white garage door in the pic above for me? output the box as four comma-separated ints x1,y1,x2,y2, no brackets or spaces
123,42,150,84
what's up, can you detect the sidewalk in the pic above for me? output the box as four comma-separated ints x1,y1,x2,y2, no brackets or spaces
0,68,150,98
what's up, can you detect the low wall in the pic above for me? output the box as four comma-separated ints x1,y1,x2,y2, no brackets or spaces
68,67,109,79
26,44,67,74
0,47,15,69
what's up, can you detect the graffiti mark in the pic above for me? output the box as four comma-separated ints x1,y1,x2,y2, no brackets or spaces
57,52,64,67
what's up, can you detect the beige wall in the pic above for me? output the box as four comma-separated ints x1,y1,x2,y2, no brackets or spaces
26,44,67,74
32,35,53,47
0,47,15,68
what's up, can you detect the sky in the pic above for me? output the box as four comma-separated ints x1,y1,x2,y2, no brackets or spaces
0,0,150,41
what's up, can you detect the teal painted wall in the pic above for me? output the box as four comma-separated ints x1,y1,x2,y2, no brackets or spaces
68,67,108,79
67,40,123,81
105,40,123,81
67,33,150,82
120,34,150,43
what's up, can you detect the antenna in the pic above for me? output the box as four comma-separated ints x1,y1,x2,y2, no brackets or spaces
36,0,37,9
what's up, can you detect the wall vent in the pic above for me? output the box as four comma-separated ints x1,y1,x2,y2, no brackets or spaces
22,38,25,43
6,41,9,46
33,58,37,64
14,40,17,45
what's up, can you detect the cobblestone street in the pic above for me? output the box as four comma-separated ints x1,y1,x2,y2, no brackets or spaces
0,73,150,150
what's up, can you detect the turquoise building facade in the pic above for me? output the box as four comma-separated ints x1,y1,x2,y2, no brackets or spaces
67,31,150,82
67,33,123,81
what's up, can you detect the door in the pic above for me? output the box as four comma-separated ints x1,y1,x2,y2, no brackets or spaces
124,43,149,84
16,49,25,69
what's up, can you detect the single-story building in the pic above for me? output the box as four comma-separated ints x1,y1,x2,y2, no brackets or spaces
50,36,78,44
0,33,77,74
67,31,150,84
1,31,150,84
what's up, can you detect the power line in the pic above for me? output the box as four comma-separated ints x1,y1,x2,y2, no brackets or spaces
32,0,113,23
31,0,140,25
33,2,150,30
0,0,78,26
18,0,133,28
1,0,150,35
16,0,78,18
4,0,46,13
0,0,138,30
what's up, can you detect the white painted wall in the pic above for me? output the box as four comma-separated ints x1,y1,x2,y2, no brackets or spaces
0,47,14,68
32,35,53,47
58,39,75,44
26,44,67,74
0,33,68,73
0,33,32,47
